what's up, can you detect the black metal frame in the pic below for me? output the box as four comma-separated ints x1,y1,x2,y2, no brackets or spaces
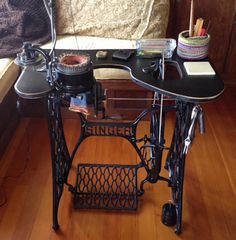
14,43,207,234
13,36,211,234
47,89,202,234
13,1,223,234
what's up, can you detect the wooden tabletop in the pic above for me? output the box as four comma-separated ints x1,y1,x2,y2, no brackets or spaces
56,49,224,103
15,49,225,102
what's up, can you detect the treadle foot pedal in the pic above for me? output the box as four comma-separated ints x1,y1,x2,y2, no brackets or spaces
74,163,140,210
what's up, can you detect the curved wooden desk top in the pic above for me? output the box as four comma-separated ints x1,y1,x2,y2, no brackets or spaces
15,49,224,103
78,49,224,103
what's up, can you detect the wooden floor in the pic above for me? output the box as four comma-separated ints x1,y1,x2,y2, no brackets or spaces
0,85,236,240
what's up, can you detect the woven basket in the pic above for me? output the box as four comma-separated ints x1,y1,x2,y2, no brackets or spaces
177,30,210,60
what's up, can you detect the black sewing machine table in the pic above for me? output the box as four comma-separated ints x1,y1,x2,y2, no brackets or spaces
14,49,224,234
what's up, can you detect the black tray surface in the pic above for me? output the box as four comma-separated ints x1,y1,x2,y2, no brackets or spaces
15,49,224,102
56,49,224,103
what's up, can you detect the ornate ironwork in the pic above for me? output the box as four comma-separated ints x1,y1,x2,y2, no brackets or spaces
74,163,141,210
46,90,204,234
165,101,204,234
47,92,71,229
12,0,216,235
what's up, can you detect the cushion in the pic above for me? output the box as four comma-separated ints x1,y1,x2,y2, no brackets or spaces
56,0,170,40
0,58,20,103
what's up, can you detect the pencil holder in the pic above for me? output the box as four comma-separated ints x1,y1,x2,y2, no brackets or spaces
177,30,210,60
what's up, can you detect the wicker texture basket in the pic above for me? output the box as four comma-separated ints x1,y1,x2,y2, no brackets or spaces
177,30,210,60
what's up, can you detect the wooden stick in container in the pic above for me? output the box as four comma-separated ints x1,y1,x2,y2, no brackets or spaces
194,18,204,36
189,0,194,37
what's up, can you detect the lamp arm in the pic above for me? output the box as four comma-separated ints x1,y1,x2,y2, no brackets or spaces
28,46,56,85
43,0,57,57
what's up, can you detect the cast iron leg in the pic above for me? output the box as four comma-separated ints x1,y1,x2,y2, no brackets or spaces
139,103,173,194
165,101,196,234
47,93,71,230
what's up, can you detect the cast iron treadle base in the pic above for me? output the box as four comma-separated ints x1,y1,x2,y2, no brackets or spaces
74,163,140,210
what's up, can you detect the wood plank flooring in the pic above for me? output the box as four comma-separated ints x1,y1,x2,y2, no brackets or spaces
0,85,236,240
